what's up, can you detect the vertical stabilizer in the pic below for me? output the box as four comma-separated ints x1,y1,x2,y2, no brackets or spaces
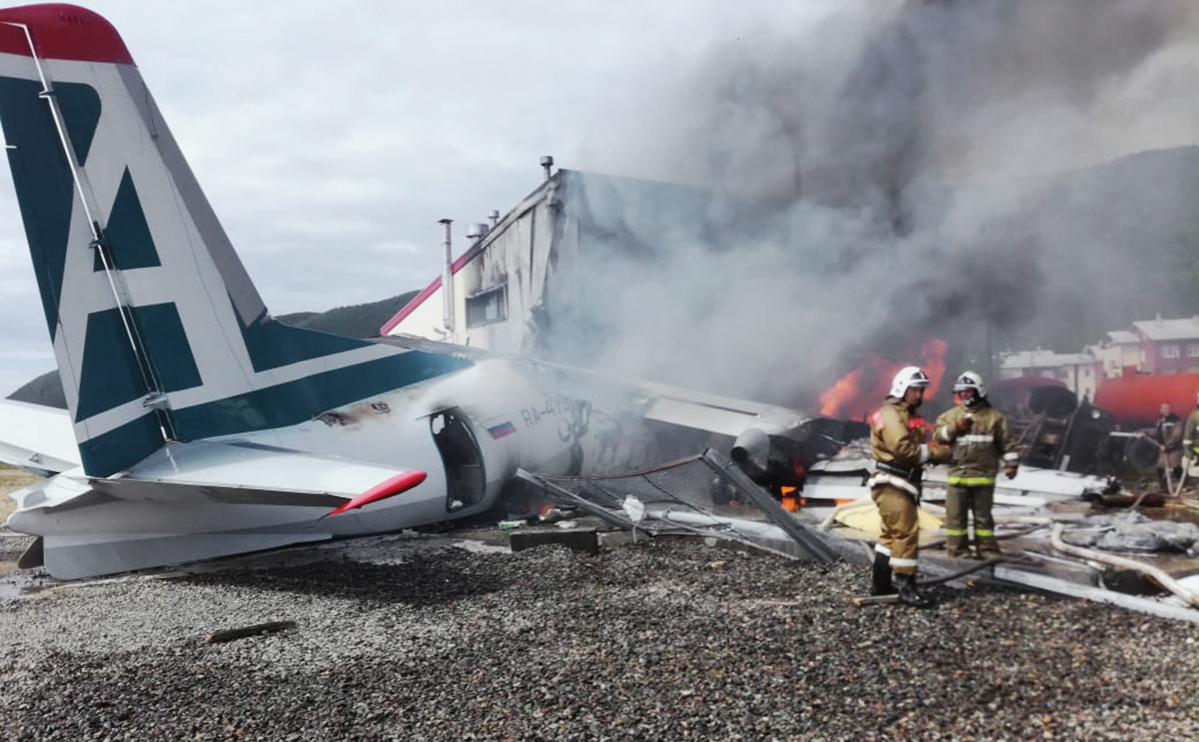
0,5,470,476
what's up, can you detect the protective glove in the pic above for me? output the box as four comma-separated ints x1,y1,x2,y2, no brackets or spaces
1004,462,1019,479
928,443,953,465
954,414,974,434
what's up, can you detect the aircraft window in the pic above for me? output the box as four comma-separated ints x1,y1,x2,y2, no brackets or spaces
431,409,486,512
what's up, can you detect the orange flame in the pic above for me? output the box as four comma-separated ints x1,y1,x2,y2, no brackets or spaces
920,336,947,399
818,367,864,417
816,336,949,420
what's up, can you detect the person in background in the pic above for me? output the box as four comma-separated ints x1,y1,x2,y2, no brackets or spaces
867,366,950,608
933,371,1017,560
1151,402,1183,491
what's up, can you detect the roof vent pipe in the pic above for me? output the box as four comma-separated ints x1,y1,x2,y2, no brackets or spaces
488,209,500,227
439,218,454,342
466,223,488,241
540,155,554,180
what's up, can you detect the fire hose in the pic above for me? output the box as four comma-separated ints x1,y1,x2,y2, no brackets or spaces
1166,449,1193,498
850,557,1005,606
1050,523,1199,609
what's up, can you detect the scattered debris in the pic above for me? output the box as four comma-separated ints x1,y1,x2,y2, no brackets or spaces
204,621,296,644
1058,512,1199,553
508,529,599,555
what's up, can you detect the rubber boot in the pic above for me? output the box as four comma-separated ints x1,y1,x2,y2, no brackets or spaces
872,551,901,596
976,538,1002,561
895,573,934,609
871,551,896,596
945,537,969,559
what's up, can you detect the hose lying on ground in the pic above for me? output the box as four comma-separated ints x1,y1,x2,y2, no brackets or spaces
1166,453,1192,498
850,557,1006,606
1050,522,1199,609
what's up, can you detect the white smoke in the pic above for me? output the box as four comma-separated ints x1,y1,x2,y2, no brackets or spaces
570,0,1199,405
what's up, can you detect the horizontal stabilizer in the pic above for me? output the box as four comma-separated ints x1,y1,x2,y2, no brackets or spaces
0,399,80,476
116,440,428,510
9,439,428,521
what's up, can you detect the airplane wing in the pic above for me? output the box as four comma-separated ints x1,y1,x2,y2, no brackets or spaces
0,399,80,476
378,333,815,463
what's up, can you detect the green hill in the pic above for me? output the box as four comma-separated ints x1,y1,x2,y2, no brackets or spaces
276,291,418,337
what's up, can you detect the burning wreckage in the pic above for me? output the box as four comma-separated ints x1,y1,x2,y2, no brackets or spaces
514,351,1199,623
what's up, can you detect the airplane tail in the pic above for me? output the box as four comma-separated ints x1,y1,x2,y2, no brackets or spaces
0,5,468,477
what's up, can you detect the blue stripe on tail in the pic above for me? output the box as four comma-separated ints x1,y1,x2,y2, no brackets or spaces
0,76,101,339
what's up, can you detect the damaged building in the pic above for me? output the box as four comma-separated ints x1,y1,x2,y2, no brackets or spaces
381,163,715,366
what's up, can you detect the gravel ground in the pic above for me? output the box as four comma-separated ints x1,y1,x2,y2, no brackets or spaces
1,536,1198,742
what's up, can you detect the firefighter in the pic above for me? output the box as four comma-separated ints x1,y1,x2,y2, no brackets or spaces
933,371,1017,560
1182,392,1199,476
1151,402,1183,491
868,365,949,608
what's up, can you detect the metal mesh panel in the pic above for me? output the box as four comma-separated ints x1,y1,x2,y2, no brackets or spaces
517,449,837,562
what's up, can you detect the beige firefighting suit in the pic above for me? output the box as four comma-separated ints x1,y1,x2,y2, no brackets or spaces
869,398,948,576
934,401,1016,557
1184,407,1199,467
1153,412,1184,488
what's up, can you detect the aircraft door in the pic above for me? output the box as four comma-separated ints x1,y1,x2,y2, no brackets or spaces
431,408,487,512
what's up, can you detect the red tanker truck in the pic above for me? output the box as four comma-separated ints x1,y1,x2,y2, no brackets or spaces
1094,373,1199,429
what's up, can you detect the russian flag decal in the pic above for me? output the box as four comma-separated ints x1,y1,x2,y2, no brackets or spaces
487,421,517,439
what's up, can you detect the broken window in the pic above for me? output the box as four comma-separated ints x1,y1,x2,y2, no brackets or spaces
466,285,508,327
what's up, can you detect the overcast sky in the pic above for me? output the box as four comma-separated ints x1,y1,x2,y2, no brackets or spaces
0,0,835,395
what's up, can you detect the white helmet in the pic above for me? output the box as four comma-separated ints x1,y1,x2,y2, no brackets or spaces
953,371,987,400
889,366,931,398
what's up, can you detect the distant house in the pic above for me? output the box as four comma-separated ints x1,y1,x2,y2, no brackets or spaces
998,348,1102,399
1130,315,1199,374
1097,330,1141,378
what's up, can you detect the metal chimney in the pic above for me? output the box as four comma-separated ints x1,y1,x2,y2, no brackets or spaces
540,155,554,180
488,209,500,227
439,218,454,341
466,223,489,241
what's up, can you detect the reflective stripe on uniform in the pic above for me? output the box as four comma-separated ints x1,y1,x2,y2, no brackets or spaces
1003,452,1019,461
868,472,919,496
975,529,994,537
946,476,995,486
919,444,929,463
889,556,918,568
875,543,891,556
957,434,994,444
944,528,968,536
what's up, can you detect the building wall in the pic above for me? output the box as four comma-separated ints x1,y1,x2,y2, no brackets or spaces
1098,343,1140,377
383,180,567,353
1153,338,1199,374
385,169,715,369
